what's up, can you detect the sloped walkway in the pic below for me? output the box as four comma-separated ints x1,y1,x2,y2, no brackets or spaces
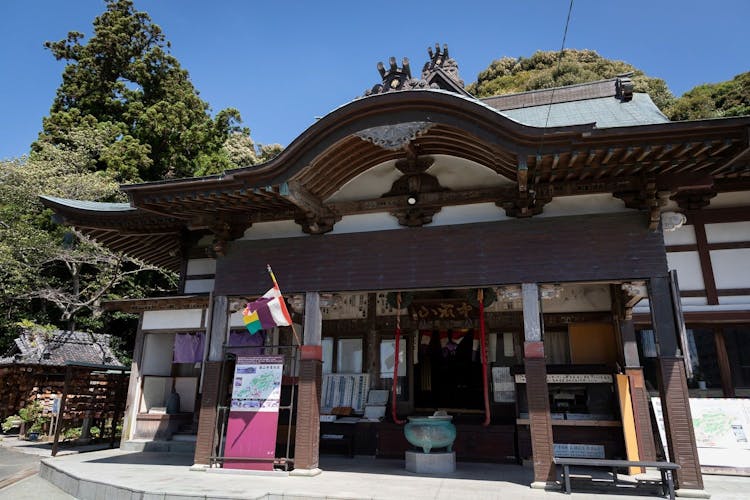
37,449,750,500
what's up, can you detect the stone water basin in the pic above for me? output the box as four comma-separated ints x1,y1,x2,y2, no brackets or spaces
404,415,457,453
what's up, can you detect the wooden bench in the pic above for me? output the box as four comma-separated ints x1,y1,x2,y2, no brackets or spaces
553,457,680,500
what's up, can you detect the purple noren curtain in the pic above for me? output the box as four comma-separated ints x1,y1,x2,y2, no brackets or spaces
173,332,205,363
228,330,266,356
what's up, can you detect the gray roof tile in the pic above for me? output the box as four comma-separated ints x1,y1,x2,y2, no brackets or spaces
40,196,134,212
498,93,669,128
0,330,124,367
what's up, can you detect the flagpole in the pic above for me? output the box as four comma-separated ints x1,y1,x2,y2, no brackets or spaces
267,265,302,347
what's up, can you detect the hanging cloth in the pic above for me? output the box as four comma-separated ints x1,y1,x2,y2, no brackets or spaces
478,290,491,426
173,332,205,363
391,293,406,425
228,330,266,356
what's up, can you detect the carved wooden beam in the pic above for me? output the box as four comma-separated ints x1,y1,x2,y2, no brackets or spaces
329,186,513,215
294,213,340,235
285,181,341,234
329,178,645,219
621,281,648,318
189,214,252,256
498,189,551,218
673,189,717,211
391,205,442,227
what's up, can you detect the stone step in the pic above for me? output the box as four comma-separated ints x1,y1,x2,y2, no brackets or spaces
171,433,197,442
121,439,195,455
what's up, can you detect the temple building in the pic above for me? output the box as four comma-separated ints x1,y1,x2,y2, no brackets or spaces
42,45,750,494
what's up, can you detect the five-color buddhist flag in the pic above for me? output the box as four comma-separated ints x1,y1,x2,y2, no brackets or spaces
242,284,293,334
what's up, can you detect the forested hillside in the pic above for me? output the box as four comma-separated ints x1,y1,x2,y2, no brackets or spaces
467,49,749,121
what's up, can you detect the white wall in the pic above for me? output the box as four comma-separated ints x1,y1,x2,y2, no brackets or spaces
538,194,632,218
541,284,612,313
241,220,306,240
666,252,705,291
142,309,204,330
709,191,750,208
711,249,750,289
184,279,215,294
705,222,750,244
431,203,511,226
186,258,216,275
329,213,401,234
663,224,696,246
142,333,174,376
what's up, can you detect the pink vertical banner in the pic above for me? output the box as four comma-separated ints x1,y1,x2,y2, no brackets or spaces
224,355,283,470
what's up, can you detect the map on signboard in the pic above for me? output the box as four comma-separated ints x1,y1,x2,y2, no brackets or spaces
652,397,750,468
231,356,283,412
690,399,750,449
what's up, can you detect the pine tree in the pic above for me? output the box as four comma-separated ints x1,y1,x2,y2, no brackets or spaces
35,0,246,182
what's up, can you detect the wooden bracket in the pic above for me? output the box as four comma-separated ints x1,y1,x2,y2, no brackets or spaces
203,216,252,256
286,181,341,234
498,187,551,218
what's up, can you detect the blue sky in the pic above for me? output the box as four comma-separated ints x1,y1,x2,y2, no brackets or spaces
1,0,748,159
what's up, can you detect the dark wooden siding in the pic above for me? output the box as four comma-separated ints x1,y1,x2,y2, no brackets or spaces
215,212,667,295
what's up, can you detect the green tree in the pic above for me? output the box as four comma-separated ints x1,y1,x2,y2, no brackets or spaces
0,151,175,353
193,132,284,176
467,49,674,111
36,0,247,182
668,71,750,121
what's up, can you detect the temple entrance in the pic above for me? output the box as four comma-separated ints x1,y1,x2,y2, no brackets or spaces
414,328,484,412
206,283,643,470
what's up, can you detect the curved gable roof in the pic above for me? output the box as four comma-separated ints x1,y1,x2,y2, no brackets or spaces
41,86,750,270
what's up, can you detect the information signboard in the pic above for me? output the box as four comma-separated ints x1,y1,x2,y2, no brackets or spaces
224,355,283,470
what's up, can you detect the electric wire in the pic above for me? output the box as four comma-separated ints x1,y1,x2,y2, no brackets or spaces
535,0,575,175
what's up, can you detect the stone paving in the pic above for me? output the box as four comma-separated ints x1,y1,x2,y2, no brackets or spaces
3,435,750,500
32,449,750,500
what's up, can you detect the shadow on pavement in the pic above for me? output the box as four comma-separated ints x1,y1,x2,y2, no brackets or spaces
319,455,534,485
83,451,194,466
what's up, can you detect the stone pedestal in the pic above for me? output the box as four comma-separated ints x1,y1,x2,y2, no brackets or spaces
405,450,456,474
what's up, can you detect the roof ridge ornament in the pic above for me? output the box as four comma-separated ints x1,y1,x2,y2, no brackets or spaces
615,76,633,102
422,43,464,88
365,56,436,95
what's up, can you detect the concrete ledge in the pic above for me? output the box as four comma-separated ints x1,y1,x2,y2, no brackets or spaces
289,467,322,476
529,480,559,490
206,467,289,477
676,488,711,498
42,459,207,500
121,439,196,455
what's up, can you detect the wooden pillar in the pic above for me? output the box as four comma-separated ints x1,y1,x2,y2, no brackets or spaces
649,277,704,492
120,315,145,446
714,329,734,397
293,292,323,474
193,294,228,466
617,304,658,462
366,293,378,388
522,283,555,487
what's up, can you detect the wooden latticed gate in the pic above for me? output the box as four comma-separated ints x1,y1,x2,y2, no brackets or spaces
51,362,129,455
